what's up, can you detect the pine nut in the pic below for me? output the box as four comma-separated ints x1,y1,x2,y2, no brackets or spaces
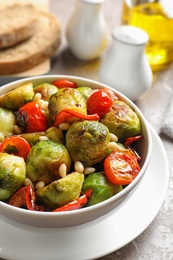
33,93,42,102
13,125,22,134
110,133,118,142
59,163,67,178
74,161,84,173
35,181,45,190
24,178,34,190
107,141,118,151
59,123,70,130
83,167,95,175
0,133,4,141
39,136,49,141
42,101,48,110
37,99,48,110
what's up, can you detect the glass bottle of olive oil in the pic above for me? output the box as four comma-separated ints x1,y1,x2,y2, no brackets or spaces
121,0,173,71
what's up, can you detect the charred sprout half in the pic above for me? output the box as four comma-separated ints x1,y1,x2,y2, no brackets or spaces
0,153,26,200
100,100,141,142
0,107,16,141
0,82,34,110
36,172,84,210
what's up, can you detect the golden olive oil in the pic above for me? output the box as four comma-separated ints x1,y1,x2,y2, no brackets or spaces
122,2,173,71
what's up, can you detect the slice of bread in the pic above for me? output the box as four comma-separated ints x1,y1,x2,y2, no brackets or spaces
0,9,61,75
0,4,38,48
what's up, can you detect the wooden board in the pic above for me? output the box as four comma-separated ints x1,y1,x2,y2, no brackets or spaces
0,0,50,79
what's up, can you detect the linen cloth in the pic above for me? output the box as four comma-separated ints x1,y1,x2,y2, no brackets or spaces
161,92,173,140
136,80,173,138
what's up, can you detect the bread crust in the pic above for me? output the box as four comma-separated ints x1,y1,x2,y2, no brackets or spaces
0,4,38,48
0,11,61,75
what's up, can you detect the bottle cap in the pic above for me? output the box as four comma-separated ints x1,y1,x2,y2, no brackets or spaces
112,26,149,45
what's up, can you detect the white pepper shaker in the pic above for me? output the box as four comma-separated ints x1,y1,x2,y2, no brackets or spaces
99,25,153,101
66,0,108,61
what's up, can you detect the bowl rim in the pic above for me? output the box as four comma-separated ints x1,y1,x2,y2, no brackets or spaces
0,75,152,220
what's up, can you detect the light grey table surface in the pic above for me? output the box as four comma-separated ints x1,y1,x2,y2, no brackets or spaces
0,0,173,259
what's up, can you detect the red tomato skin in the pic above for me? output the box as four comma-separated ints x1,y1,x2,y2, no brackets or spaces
54,108,99,127
9,186,28,208
16,102,47,133
26,186,37,211
104,149,140,185
0,136,30,160
52,79,77,89
87,88,118,117
53,189,92,212
9,185,44,211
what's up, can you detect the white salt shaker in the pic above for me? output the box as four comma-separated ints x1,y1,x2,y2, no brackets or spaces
66,0,108,61
99,26,153,101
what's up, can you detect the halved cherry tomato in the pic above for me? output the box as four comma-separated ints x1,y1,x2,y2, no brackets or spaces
125,135,143,148
54,108,100,127
9,186,28,209
9,186,34,210
26,185,37,210
53,189,92,212
87,88,118,117
0,136,30,160
9,186,44,211
16,102,47,133
104,148,140,185
52,79,77,89
125,135,143,161
26,186,44,211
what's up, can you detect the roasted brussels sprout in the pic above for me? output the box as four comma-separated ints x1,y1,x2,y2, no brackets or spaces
82,172,122,206
46,127,64,144
19,127,64,146
0,82,34,110
18,132,46,146
0,107,16,141
26,140,71,184
101,100,141,142
66,120,110,166
36,172,84,210
48,88,87,121
34,83,58,101
76,87,93,100
0,153,26,200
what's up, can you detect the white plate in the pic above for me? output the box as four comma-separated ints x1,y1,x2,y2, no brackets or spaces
0,125,169,260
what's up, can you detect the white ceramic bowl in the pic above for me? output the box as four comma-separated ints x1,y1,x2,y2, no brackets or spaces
0,75,152,228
